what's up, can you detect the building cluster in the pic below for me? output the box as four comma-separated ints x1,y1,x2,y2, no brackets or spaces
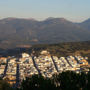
5,58,16,85
0,50,89,86
19,57,38,81
0,57,7,77
34,55,57,78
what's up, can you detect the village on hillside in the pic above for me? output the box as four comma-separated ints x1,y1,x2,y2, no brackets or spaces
0,50,89,87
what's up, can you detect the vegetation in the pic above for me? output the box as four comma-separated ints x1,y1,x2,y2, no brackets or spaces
19,75,57,90
0,71,90,90
0,41,90,62
0,78,12,90
17,71,90,90
31,41,90,63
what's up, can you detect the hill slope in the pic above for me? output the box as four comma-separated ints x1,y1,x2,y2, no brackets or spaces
0,17,90,48
80,18,90,30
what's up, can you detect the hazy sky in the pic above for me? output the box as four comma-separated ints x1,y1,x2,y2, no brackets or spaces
0,0,90,22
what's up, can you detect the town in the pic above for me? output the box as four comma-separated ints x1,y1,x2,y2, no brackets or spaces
0,50,89,87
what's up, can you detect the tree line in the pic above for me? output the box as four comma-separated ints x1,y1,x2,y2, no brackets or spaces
1,71,90,90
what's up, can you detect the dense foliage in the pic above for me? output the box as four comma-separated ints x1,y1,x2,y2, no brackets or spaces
0,78,12,90
0,71,90,90
17,71,90,90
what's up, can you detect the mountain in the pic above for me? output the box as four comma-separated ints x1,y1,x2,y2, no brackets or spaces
0,17,90,48
80,18,90,30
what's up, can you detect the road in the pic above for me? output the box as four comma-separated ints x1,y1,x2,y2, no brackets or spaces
32,56,41,75
14,59,20,88
65,58,73,68
3,58,10,78
51,56,59,72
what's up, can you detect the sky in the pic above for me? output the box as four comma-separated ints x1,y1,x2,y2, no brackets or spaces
0,0,90,22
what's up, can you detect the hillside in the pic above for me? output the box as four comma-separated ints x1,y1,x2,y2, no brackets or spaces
0,17,90,48
0,41,90,63
80,18,90,30
31,41,90,63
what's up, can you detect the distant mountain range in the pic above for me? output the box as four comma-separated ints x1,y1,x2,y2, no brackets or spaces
0,17,90,48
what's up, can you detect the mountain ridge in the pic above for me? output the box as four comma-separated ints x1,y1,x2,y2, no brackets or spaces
0,17,90,48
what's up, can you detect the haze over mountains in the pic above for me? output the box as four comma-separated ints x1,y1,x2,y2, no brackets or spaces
0,17,90,48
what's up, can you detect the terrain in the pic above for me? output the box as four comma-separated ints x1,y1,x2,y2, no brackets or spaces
0,17,90,48
0,41,90,62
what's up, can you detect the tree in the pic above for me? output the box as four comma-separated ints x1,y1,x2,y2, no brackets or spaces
86,71,90,90
0,78,12,90
20,75,57,90
56,71,82,90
